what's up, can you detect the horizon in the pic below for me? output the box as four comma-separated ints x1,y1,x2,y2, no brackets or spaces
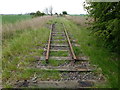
0,13,87,15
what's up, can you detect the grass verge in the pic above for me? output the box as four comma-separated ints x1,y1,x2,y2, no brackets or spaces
60,17,119,88
41,60,69,66
2,27,50,87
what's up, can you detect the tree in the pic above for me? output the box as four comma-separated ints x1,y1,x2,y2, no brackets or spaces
84,2,120,53
33,11,46,17
35,11,41,16
30,12,36,15
59,13,63,16
62,11,67,15
41,12,45,16
55,13,58,15
49,6,53,16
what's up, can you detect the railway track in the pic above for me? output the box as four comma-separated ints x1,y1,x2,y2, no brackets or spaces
34,22,98,88
46,23,77,62
14,22,104,88
40,22,94,72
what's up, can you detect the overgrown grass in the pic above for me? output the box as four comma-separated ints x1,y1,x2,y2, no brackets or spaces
52,36,65,39
2,16,53,40
73,46,83,56
37,70,61,80
3,16,119,88
50,51,69,57
60,17,119,88
2,27,50,87
2,15,32,24
41,60,69,66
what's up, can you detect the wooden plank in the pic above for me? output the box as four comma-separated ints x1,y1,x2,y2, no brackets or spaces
29,80,95,88
51,44,68,47
49,56,72,60
50,49,68,52
36,66,93,72
51,40,66,41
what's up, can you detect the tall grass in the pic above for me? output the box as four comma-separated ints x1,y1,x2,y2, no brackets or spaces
65,15,94,27
2,27,50,87
2,16,54,87
2,16,53,40
2,15,32,24
61,17,119,88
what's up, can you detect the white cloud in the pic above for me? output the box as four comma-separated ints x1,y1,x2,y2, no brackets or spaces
0,0,87,14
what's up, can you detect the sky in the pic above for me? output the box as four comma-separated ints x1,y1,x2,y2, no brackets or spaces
0,0,87,14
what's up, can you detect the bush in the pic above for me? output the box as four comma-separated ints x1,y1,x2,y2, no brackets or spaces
30,11,46,17
62,11,67,15
85,2,120,53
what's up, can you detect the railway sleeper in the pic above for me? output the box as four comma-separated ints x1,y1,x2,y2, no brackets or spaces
28,80,95,88
52,34,65,36
36,66,93,72
49,56,72,60
50,44,68,47
50,46,69,50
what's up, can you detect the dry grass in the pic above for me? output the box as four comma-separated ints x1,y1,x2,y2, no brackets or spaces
65,15,94,27
2,16,54,40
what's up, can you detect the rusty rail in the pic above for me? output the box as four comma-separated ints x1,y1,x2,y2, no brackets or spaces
45,24,53,61
63,23,77,60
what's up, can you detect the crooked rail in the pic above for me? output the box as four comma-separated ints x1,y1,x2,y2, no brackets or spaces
63,23,77,60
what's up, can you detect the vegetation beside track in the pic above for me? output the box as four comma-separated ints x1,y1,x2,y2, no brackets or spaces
2,16,53,88
2,16,53,41
2,15,32,24
61,17,119,88
2,27,50,87
84,2,120,54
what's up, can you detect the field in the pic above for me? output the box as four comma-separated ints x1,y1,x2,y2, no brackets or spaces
2,15,119,88
2,15,32,24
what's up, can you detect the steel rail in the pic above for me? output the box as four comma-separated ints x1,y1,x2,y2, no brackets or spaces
45,24,53,61
63,23,77,60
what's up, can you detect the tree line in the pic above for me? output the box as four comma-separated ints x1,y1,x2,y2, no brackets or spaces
29,6,68,17
84,2,120,53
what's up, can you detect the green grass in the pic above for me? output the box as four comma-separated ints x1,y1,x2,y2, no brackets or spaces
3,68,61,88
55,22,64,31
52,36,65,39
2,27,50,87
59,17,119,88
37,70,61,80
73,46,83,56
3,17,119,88
41,60,69,66
50,51,69,57
0,15,2,24
2,15,32,24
